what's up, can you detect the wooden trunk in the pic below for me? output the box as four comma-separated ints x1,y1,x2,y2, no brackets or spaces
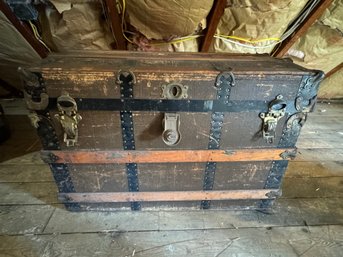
21,51,324,211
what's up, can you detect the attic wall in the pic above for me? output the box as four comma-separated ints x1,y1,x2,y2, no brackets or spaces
318,70,343,99
0,11,41,90
289,0,343,98
212,0,309,54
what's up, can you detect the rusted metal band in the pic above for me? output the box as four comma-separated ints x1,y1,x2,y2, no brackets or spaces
202,71,235,209
118,71,140,211
260,72,323,210
21,71,79,211
59,189,280,203
48,98,277,113
41,148,295,164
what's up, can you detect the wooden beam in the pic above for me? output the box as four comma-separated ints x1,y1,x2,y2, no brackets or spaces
200,0,227,52
325,62,343,79
273,0,333,58
59,189,279,203
103,0,126,50
0,1,48,58
41,148,295,164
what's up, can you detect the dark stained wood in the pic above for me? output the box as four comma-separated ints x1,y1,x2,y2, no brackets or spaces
27,52,324,211
0,1,48,58
41,148,294,164
0,101,342,255
34,52,315,75
59,189,278,203
0,79,23,98
325,62,343,78
103,0,126,50
273,0,334,57
200,0,227,52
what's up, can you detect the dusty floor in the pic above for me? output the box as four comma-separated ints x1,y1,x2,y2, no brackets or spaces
0,100,342,256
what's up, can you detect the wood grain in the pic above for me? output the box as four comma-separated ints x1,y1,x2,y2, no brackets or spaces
59,189,278,203
325,62,343,79
103,0,126,50
41,148,294,164
200,0,227,52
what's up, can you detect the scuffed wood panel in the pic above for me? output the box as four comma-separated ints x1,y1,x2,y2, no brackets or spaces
68,164,127,193
214,162,272,190
134,112,211,150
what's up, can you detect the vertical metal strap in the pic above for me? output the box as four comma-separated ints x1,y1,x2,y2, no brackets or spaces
260,72,323,210
21,70,79,211
118,71,141,211
201,71,235,209
36,111,80,211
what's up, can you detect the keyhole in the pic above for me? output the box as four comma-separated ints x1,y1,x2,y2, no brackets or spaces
169,85,181,98
171,86,178,96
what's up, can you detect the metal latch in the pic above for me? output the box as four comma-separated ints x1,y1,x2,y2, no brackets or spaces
259,95,287,144
18,67,49,111
55,92,82,147
162,113,181,146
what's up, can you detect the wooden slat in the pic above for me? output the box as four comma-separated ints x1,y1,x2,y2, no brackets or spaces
103,0,126,50
41,148,294,164
200,0,227,52
59,189,278,203
325,62,343,79
273,0,333,57
0,1,48,58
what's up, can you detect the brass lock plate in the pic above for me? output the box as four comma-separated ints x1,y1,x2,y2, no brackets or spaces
161,83,188,99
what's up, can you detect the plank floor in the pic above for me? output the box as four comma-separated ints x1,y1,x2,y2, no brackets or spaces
0,101,342,257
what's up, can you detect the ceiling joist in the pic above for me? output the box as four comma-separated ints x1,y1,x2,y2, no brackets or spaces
200,0,227,52
0,1,48,58
273,0,333,58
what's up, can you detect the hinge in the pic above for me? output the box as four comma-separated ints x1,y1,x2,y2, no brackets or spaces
18,67,49,111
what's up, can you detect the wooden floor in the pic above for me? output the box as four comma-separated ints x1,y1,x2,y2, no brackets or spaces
0,100,342,257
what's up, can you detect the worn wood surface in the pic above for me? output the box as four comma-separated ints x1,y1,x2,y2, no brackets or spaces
59,189,279,204
32,51,315,75
29,53,315,210
0,100,342,256
42,148,294,164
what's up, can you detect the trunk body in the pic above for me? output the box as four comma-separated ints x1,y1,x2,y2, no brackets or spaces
22,51,323,211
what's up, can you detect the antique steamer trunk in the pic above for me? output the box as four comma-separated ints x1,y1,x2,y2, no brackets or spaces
21,51,323,211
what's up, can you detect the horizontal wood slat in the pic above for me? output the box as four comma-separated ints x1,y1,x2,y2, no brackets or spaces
59,189,279,203
41,148,295,164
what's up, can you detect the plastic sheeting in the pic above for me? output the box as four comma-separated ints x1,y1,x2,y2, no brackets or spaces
290,0,343,73
126,0,213,40
212,0,308,53
318,69,343,99
41,1,112,51
289,0,343,98
0,11,41,89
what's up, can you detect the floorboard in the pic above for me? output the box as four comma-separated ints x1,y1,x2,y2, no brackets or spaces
0,225,342,257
